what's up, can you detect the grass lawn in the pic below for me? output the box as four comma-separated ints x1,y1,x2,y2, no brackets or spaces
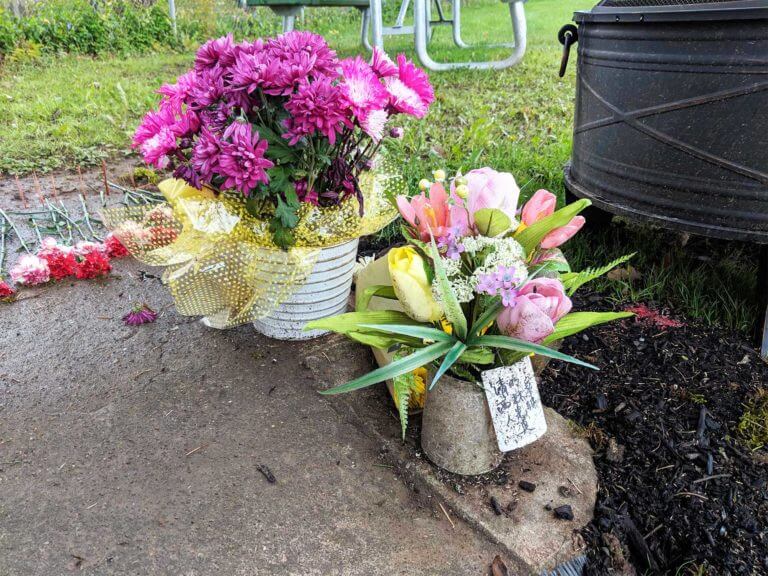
0,0,760,334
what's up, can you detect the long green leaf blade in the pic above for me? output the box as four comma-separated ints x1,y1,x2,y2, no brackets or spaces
355,285,397,312
320,340,454,395
470,298,503,340
428,236,467,340
430,341,468,389
560,253,635,296
473,334,598,370
543,311,634,344
359,323,453,342
514,199,591,256
346,331,423,349
304,310,419,334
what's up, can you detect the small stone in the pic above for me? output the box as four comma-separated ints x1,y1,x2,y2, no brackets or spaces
490,496,503,516
558,485,574,498
606,438,625,463
518,480,536,492
554,504,574,521
595,393,608,412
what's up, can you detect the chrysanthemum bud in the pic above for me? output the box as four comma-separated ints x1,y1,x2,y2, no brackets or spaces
455,184,469,199
432,169,446,182
418,179,432,191
389,127,404,139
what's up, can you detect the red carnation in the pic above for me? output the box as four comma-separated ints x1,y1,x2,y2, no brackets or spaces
40,249,78,280
149,225,179,247
104,233,130,259
75,250,112,280
0,280,15,299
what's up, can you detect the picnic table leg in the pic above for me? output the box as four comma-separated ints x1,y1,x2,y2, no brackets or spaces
758,244,768,360
415,0,526,71
360,8,372,51
369,0,384,48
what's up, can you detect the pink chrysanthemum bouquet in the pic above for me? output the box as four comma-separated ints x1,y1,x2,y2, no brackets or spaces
133,32,434,248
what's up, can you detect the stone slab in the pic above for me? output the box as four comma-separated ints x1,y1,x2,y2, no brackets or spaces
306,342,598,574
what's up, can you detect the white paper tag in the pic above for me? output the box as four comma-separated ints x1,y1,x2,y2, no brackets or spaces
482,358,547,452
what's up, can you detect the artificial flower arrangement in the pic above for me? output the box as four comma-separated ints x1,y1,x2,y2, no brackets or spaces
105,32,433,333
131,32,432,249
307,167,633,441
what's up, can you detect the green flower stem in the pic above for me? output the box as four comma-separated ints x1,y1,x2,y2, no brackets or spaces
0,221,7,273
79,194,101,240
0,207,31,254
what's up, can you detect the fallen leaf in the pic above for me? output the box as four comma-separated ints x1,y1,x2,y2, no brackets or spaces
490,555,509,576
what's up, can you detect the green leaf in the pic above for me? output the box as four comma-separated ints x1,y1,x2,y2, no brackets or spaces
428,236,467,340
269,217,294,249
473,208,512,237
304,310,419,334
458,347,495,364
320,340,455,395
356,285,397,312
392,370,413,440
473,334,598,370
560,253,636,296
346,331,422,349
430,341,468,389
359,323,453,342
543,311,634,344
470,298,503,339
514,199,591,256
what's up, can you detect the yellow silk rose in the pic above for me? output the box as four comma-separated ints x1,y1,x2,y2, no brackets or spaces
387,246,442,323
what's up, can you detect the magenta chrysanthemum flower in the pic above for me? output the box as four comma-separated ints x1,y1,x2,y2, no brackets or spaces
231,48,282,95
370,47,398,78
283,77,353,145
385,54,435,119
9,254,50,286
264,31,339,96
140,126,177,169
157,71,198,113
122,303,158,326
188,66,228,109
360,109,388,142
218,122,274,194
192,127,222,181
339,56,389,120
133,104,176,149
294,179,319,205
195,34,236,71
0,279,15,299
171,109,201,139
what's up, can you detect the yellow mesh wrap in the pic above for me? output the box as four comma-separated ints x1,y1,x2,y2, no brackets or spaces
102,160,403,328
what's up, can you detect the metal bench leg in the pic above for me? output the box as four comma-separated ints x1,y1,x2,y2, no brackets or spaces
270,6,302,32
369,0,385,48
451,0,517,49
360,7,372,51
415,0,527,70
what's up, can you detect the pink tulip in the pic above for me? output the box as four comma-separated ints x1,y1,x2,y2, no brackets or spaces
540,216,585,249
455,168,519,227
397,182,455,242
521,189,556,226
497,278,572,343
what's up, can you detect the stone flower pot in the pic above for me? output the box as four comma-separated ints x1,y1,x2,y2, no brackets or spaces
420,358,547,476
252,238,359,340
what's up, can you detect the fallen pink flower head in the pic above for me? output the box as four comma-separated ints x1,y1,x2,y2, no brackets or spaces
123,304,159,326
9,254,50,286
624,304,683,329
497,278,572,343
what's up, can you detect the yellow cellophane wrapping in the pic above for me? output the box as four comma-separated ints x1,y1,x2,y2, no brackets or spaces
102,159,404,328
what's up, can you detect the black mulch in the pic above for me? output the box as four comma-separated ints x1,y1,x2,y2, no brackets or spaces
539,293,768,575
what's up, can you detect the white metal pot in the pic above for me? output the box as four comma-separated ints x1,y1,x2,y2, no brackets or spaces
252,238,359,340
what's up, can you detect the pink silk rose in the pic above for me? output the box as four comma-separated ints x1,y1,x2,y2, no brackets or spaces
520,189,586,249
457,167,519,227
497,278,572,343
396,182,468,242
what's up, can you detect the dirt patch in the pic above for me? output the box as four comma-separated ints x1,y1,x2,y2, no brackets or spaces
539,295,767,575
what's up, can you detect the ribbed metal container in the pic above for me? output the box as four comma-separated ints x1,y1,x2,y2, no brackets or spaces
252,238,359,340
564,1,768,242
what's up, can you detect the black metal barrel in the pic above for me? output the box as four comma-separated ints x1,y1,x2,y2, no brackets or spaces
563,0,768,242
